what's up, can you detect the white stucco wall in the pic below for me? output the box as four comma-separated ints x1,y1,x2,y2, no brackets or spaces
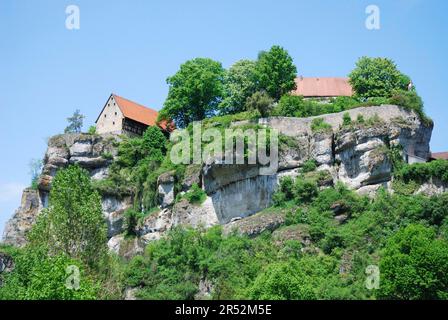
96,96,124,134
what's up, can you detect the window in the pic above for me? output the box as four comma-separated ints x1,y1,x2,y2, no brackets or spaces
113,121,115,125
104,114,106,118
115,112,117,116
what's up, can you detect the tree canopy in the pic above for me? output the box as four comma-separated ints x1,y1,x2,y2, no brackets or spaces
158,58,225,128
219,59,258,114
255,45,297,101
379,224,448,300
28,165,108,269
348,57,411,99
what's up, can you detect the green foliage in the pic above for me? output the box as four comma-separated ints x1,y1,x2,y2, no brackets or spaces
159,58,225,128
182,183,207,205
28,165,108,270
342,112,352,126
88,125,96,135
101,152,113,160
247,260,316,299
273,94,304,117
123,209,144,237
245,91,275,118
348,57,409,99
294,179,318,204
64,109,85,133
394,160,448,184
388,90,432,125
356,114,365,124
220,60,258,114
301,160,317,173
311,118,332,133
0,247,99,300
102,126,170,212
378,224,448,300
255,45,297,100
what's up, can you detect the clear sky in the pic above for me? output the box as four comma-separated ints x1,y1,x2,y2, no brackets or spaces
1,0,447,233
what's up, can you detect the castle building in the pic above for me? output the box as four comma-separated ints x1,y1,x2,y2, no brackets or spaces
95,94,170,136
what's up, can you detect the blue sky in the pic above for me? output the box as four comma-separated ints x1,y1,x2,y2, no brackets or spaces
1,0,447,232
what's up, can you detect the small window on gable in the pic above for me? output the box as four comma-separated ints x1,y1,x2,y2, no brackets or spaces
104,114,106,118
115,112,117,116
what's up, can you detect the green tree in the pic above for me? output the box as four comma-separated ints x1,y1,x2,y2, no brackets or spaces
64,109,85,133
348,57,410,99
248,260,316,299
28,165,108,270
0,247,98,300
245,91,274,118
255,45,297,100
378,224,448,300
159,58,225,128
219,59,258,114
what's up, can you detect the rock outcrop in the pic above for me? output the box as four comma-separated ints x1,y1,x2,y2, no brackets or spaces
1,105,436,251
2,133,128,247
2,189,43,246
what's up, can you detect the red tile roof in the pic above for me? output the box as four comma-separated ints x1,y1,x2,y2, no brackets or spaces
113,94,159,127
292,77,353,97
430,152,448,160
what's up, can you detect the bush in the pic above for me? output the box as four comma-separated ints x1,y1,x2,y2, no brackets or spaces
294,179,318,204
183,183,207,204
388,90,431,125
247,260,316,299
245,91,275,117
311,118,332,133
123,209,144,237
0,247,99,300
342,113,352,126
301,160,317,173
273,95,304,117
88,126,96,135
356,114,365,124
394,160,448,184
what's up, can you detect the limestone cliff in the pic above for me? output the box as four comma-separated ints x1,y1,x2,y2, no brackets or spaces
1,105,436,251
140,105,434,245
2,133,132,246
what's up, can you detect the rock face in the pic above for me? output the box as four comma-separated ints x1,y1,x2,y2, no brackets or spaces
157,171,176,208
2,133,127,247
196,106,432,225
223,210,286,237
2,189,43,246
1,105,436,251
